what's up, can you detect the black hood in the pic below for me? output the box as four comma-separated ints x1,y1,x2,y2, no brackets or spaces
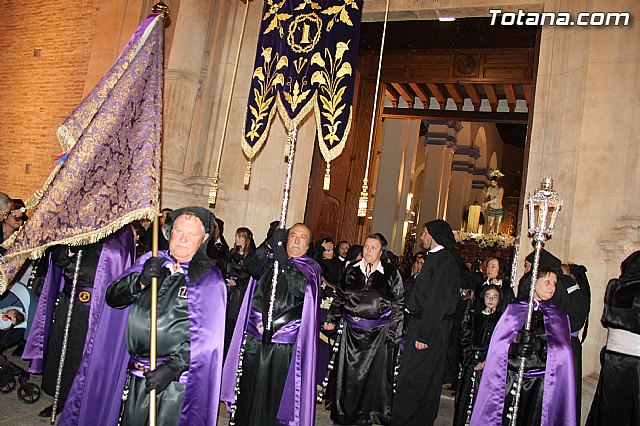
525,248,561,269
621,250,640,278
425,219,456,250
163,206,216,249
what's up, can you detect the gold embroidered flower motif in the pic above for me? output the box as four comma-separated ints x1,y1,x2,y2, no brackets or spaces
311,41,353,145
246,47,288,142
283,80,311,111
263,0,292,37
322,0,359,31
294,0,321,11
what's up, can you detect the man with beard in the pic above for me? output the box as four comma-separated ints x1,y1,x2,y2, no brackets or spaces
222,223,321,426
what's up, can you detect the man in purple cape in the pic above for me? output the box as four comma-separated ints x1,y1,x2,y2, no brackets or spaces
221,223,321,426
104,207,226,426
471,267,576,426
23,226,135,419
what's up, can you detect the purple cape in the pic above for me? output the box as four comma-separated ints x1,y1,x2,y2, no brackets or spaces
470,300,576,426
22,226,135,424
74,249,226,426
221,254,321,426
57,228,136,426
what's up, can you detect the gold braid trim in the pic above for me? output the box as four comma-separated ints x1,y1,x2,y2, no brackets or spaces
241,107,279,161
275,93,315,133
316,103,352,164
241,93,317,167
0,224,23,250
0,257,10,295
57,124,77,152
3,208,157,262
25,163,62,210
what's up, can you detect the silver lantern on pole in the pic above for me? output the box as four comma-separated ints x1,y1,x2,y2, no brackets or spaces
509,176,562,425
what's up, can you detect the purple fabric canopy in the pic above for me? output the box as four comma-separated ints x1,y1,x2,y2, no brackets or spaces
0,11,163,292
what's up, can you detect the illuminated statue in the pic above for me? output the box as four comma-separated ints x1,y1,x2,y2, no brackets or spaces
483,170,504,234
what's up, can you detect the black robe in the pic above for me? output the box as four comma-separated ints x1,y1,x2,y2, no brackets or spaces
453,308,500,426
392,248,461,426
501,309,548,426
324,261,404,425
519,271,589,419
106,269,192,426
587,263,640,425
233,246,308,426
224,250,252,355
41,242,103,408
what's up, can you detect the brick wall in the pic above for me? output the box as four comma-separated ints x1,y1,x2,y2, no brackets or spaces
0,0,99,200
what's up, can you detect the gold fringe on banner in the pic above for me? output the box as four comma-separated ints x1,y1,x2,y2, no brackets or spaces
357,179,369,217
208,172,219,205
323,163,331,191
243,161,252,186
0,207,158,293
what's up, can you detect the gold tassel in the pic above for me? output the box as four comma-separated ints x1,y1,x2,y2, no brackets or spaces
243,161,252,186
208,173,219,206
323,163,331,191
357,179,369,217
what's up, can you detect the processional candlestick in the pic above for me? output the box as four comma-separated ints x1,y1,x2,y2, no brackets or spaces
509,176,562,425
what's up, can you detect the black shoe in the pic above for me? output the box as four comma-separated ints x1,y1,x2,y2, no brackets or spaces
39,405,53,418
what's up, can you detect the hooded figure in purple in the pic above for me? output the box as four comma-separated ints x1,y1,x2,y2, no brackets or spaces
221,223,321,426
23,226,136,420
103,207,226,426
470,265,576,426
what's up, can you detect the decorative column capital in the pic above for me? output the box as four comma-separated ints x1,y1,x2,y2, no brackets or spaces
599,216,640,262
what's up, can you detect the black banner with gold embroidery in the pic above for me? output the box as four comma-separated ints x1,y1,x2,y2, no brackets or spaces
242,0,362,177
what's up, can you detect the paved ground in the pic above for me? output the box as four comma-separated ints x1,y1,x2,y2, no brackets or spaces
0,353,455,426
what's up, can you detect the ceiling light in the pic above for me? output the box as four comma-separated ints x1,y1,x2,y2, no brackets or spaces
436,10,456,22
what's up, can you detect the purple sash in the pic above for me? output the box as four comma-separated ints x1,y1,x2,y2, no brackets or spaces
470,300,576,426
61,248,225,426
247,308,300,344
128,356,189,385
221,255,321,426
343,309,392,329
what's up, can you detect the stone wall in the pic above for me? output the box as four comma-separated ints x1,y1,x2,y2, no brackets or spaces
0,0,101,199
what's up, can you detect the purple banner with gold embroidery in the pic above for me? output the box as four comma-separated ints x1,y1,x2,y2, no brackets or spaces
0,14,164,293
242,0,363,171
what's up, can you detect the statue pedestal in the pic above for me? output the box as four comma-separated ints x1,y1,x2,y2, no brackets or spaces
454,234,516,269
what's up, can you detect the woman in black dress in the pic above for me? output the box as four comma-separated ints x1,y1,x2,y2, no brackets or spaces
453,284,502,426
323,233,404,425
478,256,513,311
223,227,255,355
